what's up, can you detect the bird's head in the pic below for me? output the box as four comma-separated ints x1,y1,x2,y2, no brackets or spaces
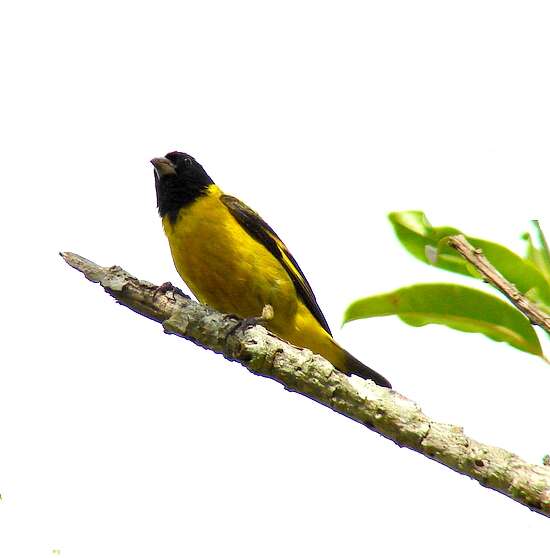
151,152,213,222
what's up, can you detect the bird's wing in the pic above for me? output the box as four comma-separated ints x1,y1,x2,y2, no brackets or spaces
221,195,332,336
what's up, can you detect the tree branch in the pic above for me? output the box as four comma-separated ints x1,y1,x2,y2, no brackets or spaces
448,234,550,335
61,251,550,517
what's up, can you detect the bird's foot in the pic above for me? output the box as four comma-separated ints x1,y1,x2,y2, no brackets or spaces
225,305,274,338
152,282,188,301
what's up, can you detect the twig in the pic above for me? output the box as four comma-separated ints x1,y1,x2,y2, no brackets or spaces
60,251,550,517
448,234,550,335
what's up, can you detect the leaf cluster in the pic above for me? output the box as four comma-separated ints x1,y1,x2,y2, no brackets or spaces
344,213,550,358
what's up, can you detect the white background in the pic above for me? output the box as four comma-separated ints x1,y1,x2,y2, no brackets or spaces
2,1,550,556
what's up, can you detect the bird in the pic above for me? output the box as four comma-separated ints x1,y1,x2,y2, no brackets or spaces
151,151,391,388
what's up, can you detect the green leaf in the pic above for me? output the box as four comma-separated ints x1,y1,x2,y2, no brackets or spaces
389,211,550,306
522,220,550,284
343,283,543,357
388,211,464,273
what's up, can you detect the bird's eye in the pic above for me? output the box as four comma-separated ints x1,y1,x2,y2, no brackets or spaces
183,158,193,168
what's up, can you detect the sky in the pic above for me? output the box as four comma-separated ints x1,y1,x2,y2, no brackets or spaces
2,1,550,556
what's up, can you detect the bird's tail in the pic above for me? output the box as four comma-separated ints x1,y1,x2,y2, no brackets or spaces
340,347,392,388
278,321,392,388
323,336,391,388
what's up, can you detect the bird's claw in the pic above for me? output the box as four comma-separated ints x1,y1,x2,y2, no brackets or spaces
226,305,274,338
153,282,188,301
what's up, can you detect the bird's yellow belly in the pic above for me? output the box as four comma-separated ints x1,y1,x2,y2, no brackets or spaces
163,191,298,328
162,188,345,370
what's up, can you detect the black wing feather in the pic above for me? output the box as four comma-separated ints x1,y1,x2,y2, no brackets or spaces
221,195,332,336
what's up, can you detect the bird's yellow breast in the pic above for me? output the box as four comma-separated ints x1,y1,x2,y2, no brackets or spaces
162,185,298,326
162,184,346,370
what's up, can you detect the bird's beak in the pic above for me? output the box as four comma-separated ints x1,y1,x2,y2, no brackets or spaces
150,157,177,177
